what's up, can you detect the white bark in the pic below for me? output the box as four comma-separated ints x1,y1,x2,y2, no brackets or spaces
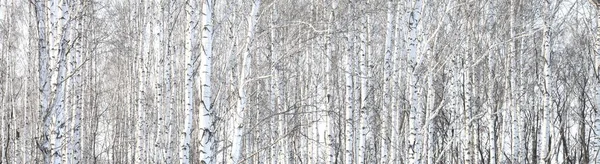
390,2,404,162
407,0,423,163
51,0,70,163
198,0,214,163
34,0,51,161
180,0,197,163
358,1,369,162
268,6,279,164
541,0,551,163
488,52,497,164
381,1,394,163
327,2,337,163
508,0,521,162
69,1,83,163
136,1,150,162
163,1,175,162
345,9,355,164
231,1,260,163
151,0,164,162
462,15,473,163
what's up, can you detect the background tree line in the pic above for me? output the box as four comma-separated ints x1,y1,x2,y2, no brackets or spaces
0,0,598,163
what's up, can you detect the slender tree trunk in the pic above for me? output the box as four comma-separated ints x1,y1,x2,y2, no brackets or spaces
357,1,369,162
50,0,70,163
136,0,151,162
381,1,394,163
407,0,423,163
327,2,338,163
268,5,279,164
345,2,356,163
541,0,551,163
34,0,51,162
151,0,164,162
230,1,260,163
163,1,175,162
180,0,197,163
198,0,214,163
70,1,83,163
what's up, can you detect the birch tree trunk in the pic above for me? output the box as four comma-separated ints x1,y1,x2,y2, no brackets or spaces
407,0,423,163
163,1,175,162
327,2,338,163
358,1,369,162
268,5,280,164
345,2,356,163
53,0,71,162
486,1,497,163
541,0,551,163
381,1,394,163
230,1,260,163
507,0,522,162
151,0,164,162
180,0,197,163
69,1,83,163
488,49,497,164
136,0,150,162
34,0,51,162
198,0,214,163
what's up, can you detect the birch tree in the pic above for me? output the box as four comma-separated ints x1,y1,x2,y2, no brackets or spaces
136,0,151,162
541,0,552,162
50,0,71,162
230,0,260,163
1,0,599,163
345,2,356,163
34,0,51,162
407,0,423,163
198,0,214,163
381,0,394,163
180,0,197,163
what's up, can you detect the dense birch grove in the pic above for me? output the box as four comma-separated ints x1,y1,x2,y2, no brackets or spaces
2,0,600,163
